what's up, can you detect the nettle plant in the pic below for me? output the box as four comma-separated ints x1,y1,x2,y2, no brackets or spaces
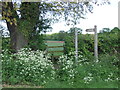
2,48,55,85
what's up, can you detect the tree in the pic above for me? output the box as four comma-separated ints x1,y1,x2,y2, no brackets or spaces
57,30,66,41
99,28,111,33
67,27,82,35
2,2,39,52
1,0,110,52
2,2,51,52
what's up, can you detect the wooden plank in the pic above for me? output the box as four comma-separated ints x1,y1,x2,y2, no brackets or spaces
46,43,64,46
52,56,60,58
48,51,64,53
46,41,64,43
86,29,94,32
47,48,64,52
48,46,64,48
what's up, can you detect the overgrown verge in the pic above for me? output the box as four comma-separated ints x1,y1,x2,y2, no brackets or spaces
47,52,119,88
1,48,119,88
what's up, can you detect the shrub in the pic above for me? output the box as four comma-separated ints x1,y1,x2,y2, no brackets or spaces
2,48,55,85
56,51,88,85
1,48,119,88
56,52,119,88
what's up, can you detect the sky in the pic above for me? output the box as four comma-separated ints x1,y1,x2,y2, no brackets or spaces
0,0,119,35
46,0,119,34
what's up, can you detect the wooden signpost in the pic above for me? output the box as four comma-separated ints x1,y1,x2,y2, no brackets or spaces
86,25,98,61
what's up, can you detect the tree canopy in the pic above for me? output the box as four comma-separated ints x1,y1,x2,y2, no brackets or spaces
1,0,110,51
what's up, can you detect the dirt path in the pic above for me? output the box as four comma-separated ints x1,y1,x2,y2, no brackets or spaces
2,84,43,88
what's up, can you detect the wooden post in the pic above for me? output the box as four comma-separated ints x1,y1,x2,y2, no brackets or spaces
75,27,78,64
118,1,120,28
86,25,98,62
94,25,98,61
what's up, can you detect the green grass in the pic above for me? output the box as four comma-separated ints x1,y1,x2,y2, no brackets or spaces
44,80,72,88
88,81,118,88
3,81,118,88
44,80,118,88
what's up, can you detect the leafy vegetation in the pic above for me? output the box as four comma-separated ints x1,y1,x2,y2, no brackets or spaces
1,0,119,88
1,0,110,52
45,27,120,55
2,48,55,86
1,48,119,88
1,26,120,88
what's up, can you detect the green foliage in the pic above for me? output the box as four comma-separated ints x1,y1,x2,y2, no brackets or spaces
1,48,119,88
45,52,119,88
2,2,52,51
2,1,111,52
64,35,74,54
45,27,120,55
2,37,11,50
18,2,52,45
2,1,119,88
98,27,120,54
2,48,55,85
18,2,52,50
28,34,46,51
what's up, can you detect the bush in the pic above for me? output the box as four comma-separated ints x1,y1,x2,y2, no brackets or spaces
56,52,119,88
56,51,90,86
1,48,55,85
1,48,119,88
